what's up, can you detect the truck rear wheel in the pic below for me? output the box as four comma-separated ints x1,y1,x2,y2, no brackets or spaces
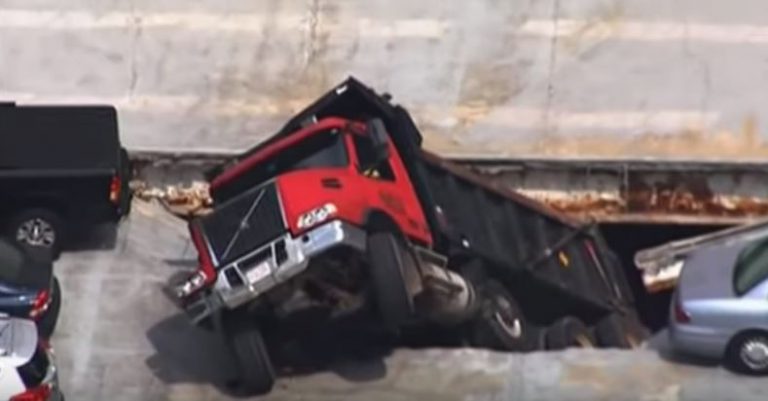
595,313,640,349
545,317,596,350
471,280,531,351
224,319,275,395
367,232,415,330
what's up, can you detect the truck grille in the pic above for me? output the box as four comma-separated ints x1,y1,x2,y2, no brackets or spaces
200,183,285,267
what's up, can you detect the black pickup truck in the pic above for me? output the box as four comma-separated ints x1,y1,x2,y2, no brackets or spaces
0,104,133,255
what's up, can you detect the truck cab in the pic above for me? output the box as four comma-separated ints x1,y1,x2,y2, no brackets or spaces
175,117,431,318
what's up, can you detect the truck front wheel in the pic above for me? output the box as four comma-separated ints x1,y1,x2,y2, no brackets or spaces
224,319,275,395
367,232,415,330
471,280,531,351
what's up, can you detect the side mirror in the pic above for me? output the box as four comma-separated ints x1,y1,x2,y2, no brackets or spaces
366,118,390,162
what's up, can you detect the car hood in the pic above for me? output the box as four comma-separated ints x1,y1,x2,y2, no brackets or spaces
678,242,742,301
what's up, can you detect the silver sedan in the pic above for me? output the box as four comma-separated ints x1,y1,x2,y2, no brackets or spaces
669,235,768,374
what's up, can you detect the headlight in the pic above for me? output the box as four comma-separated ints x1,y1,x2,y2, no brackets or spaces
176,270,209,299
297,203,338,229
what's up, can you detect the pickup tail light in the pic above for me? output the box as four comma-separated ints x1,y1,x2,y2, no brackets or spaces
11,384,51,401
673,295,691,324
29,290,51,320
109,175,122,204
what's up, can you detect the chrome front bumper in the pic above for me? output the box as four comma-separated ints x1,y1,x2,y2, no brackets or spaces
184,220,366,325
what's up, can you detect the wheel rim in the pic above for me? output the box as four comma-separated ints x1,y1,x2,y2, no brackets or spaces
492,297,523,339
740,339,768,371
16,218,55,247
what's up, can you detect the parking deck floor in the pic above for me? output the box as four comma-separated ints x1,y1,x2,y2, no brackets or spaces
51,200,768,401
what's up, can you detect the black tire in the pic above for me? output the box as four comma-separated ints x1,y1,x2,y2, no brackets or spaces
6,208,64,258
725,332,768,375
471,280,532,351
545,317,596,350
595,313,640,349
225,319,276,395
37,277,62,339
366,232,415,330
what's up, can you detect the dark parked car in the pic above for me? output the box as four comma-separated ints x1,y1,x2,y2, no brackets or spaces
0,103,133,256
0,239,61,338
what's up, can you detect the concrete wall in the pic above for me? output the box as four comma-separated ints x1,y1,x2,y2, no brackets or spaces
2,0,768,159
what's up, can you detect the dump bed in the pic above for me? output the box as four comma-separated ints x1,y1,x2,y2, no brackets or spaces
417,151,634,318
207,77,637,319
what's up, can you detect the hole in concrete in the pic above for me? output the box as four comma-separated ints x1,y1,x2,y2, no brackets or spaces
600,222,731,333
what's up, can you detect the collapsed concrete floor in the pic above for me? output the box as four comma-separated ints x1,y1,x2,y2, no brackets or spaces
51,200,768,401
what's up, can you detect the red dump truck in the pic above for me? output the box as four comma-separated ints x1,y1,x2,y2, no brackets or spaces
172,78,646,394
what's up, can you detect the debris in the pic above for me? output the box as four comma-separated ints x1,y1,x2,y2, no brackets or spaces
133,181,212,218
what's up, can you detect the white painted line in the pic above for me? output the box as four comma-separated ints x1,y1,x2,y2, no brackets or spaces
2,9,767,44
419,106,720,131
0,9,448,38
520,19,768,44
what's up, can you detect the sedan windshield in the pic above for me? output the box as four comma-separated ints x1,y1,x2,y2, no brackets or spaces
733,238,768,295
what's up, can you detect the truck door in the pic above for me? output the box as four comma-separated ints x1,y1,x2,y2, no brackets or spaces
351,133,431,244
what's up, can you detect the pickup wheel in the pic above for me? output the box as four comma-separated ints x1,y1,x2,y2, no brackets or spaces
37,277,62,339
545,317,596,350
471,280,531,351
367,232,415,330
224,319,276,395
6,208,63,258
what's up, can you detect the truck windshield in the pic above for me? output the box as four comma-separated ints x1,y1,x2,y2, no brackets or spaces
224,128,347,196
733,238,768,295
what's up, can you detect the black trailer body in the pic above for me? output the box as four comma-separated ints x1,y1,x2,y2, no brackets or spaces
0,104,133,254
207,77,639,328
417,152,635,324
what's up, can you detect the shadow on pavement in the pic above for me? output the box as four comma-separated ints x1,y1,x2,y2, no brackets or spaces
65,223,119,253
144,314,238,389
145,309,394,397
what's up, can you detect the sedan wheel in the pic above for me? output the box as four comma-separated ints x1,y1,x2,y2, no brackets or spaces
727,333,768,375
740,338,768,371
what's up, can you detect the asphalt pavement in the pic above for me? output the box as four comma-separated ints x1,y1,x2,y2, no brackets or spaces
50,200,768,401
